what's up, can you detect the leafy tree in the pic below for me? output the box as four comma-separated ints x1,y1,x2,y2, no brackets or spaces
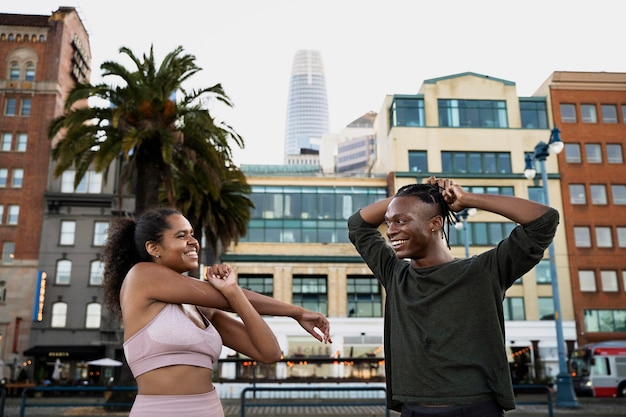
48,45,252,256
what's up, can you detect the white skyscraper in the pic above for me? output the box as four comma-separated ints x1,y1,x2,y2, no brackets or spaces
284,50,330,163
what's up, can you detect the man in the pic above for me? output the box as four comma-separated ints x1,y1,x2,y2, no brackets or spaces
348,177,559,417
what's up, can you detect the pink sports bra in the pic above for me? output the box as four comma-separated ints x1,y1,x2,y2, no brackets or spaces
123,303,222,378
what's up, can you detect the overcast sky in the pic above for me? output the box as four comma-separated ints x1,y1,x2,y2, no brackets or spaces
6,1,625,164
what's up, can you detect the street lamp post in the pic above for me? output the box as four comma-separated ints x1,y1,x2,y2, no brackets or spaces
524,126,579,408
454,208,476,258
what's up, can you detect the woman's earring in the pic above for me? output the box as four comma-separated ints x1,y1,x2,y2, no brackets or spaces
155,254,160,258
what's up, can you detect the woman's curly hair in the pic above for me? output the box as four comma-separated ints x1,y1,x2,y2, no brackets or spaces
394,183,457,249
101,207,181,317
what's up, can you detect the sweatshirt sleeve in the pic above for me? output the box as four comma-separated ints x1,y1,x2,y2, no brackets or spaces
348,210,397,288
495,207,560,289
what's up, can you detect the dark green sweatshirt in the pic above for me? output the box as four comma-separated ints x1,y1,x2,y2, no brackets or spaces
348,208,559,412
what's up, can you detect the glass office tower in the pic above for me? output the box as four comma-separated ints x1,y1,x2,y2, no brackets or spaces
284,49,330,159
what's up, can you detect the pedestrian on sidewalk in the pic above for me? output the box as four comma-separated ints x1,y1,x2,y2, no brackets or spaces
348,177,558,417
102,207,332,417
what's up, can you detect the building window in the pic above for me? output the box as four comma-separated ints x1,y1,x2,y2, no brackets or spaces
584,309,626,332
292,276,328,315
519,99,548,129
503,297,525,320
607,144,623,163
391,97,424,127
449,221,515,247
595,227,613,248
7,205,19,225
347,275,382,318
1,133,12,151
622,105,626,123
0,168,8,187
89,260,104,286
601,104,618,123
441,151,511,174
564,143,582,163
16,133,27,151
466,186,514,196
579,270,596,292
574,226,591,247
243,186,386,244
611,185,626,204
600,270,619,292
560,104,577,122
61,170,103,193
9,62,20,80
408,150,428,173
93,222,108,246
535,259,551,284
238,274,273,297
585,144,602,163
0,280,6,303
51,302,68,328
590,184,607,205
528,187,545,204
25,62,35,81
438,99,507,128
85,303,102,328
20,99,31,116
538,297,554,320
60,220,76,245
5,98,16,116
55,260,72,285
2,242,15,264
0,206,3,223
617,227,626,248
11,168,23,188
569,184,586,204
581,104,597,123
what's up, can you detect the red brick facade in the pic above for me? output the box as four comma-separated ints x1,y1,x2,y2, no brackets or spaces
549,72,626,346
0,8,90,364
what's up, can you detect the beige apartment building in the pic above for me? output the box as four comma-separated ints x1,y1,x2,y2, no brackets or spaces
221,72,577,390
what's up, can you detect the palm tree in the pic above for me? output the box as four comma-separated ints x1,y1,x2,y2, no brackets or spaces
48,45,245,216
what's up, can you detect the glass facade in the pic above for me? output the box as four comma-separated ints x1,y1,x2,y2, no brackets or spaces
391,97,425,127
438,99,508,128
284,50,329,157
242,185,386,243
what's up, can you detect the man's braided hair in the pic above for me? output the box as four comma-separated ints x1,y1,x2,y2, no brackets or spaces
394,183,457,249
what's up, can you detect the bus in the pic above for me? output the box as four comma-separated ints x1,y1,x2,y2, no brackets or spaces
569,340,626,397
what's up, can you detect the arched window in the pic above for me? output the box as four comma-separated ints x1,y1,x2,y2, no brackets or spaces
9,62,19,80
25,62,35,81
51,302,68,328
89,260,104,286
85,303,101,328
55,259,72,285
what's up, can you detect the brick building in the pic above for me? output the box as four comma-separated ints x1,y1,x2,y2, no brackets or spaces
0,7,90,379
538,72,626,346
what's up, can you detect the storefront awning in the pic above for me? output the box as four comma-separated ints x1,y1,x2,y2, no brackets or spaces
23,345,105,360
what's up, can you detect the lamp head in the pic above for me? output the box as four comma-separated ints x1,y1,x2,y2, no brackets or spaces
549,126,564,154
524,153,537,180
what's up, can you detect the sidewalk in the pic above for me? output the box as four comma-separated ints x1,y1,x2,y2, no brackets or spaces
2,395,624,417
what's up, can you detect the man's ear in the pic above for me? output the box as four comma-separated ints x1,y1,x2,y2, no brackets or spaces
430,214,444,232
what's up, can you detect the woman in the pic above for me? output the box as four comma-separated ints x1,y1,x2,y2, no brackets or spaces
102,207,331,416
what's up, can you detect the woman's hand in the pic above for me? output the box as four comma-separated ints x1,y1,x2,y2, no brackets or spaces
205,264,237,292
294,309,332,344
